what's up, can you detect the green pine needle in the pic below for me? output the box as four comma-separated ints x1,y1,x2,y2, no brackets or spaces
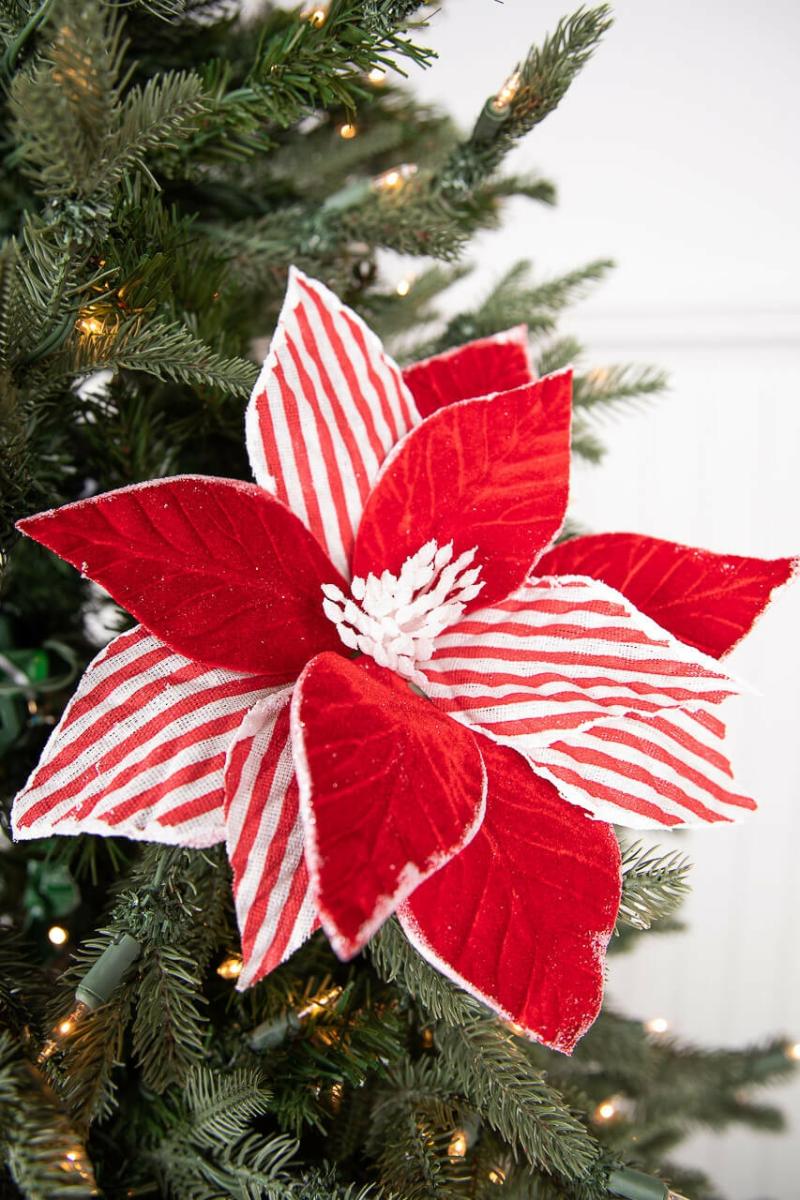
618,840,692,931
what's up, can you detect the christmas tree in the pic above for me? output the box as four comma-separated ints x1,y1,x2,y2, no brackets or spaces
0,2,796,1197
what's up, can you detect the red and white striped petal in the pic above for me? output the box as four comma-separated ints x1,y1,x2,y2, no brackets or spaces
11,627,275,847
532,705,755,828
224,690,317,989
246,268,420,577
420,575,743,753
402,326,534,417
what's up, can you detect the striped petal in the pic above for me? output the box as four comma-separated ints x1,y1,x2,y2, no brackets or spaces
246,268,420,578
399,738,620,1053
420,575,742,753
402,326,533,417
11,627,275,847
224,689,317,989
536,532,798,659
533,705,755,828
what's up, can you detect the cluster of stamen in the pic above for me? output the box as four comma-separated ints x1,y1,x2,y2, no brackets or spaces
322,540,484,682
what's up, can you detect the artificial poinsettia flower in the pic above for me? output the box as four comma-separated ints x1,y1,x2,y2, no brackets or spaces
11,269,794,1054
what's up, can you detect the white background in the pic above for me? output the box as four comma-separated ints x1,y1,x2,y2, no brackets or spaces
405,1,800,1195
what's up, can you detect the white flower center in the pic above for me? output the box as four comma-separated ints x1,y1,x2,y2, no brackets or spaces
322,540,484,682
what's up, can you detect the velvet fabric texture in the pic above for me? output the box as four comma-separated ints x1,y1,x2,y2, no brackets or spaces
536,532,796,659
12,268,795,1051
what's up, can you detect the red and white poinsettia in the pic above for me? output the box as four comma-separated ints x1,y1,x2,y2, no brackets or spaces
12,268,796,1054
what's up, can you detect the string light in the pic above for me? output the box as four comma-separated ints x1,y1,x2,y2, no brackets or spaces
39,933,141,1062
419,1026,434,1049
338,122,357,140
586,365,610,387
608,1165,691,1200
55,1005,87,1039
216,954,243,980
488,1166,507,1185
367,67,386,85
297,984,343,1020
786,1041,800,1062
447,1130,469,1159
39,1003,89,1062
492,68,521,114
395,275,414,297
302,2,328,26
372,163,418,194
447,1116,479,1159
59,1145,93,1185
472,66,522,141
644,1016,670,1035
594,1098,618,1122
76,310,107,337
250,984,344,1050
322,164,417,215
47,924,69,946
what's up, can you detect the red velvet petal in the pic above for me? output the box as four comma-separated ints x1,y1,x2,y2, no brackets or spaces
536,533,797,659
399,738,620,1053
352,373,572,610
402,326,533,418
291,652,487,958
17,476,347,680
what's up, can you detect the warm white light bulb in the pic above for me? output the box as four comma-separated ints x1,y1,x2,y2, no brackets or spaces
372,163,418,193
448,1131,468,1159
395,276,412,297
216,955,243,980
594,1099,617,1121
645,1016,670,1035
787,1041,800,1062
76,313,106,337
304,3,328,26
492,68,521,112
338,122,357,140
368,67,386,85
48,925,69,946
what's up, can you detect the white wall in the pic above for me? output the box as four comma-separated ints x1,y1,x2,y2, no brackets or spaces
407,2,800,1195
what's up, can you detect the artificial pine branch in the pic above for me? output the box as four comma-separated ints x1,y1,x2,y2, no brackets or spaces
1,2,794,1197
370,918,477,1027
407,259,615,356
573,363,669,417
436,5,613,196
370,921,601,1185
147,1066,296,1199
618,841,692,931
366,1058,468,1198
69,315,259,397
435,1020,601,1183
0,1030,98,1198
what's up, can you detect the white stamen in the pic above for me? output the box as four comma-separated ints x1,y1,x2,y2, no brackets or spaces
322,541,484,682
